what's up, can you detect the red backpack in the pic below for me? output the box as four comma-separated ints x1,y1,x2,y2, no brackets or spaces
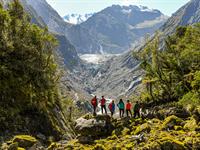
91,98,97,106
109,103,112,110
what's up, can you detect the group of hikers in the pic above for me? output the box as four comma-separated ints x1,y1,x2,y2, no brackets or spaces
91,96,143,118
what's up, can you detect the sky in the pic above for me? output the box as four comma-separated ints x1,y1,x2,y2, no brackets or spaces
46,0,190,17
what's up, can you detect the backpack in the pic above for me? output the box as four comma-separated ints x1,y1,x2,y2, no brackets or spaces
91,98,97,106
109,103,112,110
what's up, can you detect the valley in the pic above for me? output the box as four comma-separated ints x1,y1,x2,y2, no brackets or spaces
0,0,200,150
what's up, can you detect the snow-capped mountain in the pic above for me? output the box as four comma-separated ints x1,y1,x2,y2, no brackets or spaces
63,13,94,24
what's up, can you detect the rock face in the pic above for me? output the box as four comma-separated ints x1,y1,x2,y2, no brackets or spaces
24,0,72,33
161,0,200,35
75,115,113,143
54,34,80,70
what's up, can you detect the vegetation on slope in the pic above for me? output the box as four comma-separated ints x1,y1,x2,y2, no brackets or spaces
135,24,200,109
0,0,73,141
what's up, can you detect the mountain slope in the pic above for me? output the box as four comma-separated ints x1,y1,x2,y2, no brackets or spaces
16,0,81,70
21,0,168,55
25,0,72,33
87,0,200,98
69,5,168,54
161,0,200,35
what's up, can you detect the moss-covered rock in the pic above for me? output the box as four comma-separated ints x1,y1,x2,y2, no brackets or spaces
122,127,130,136
183,133,200,149
93,144,106,150
159,137,186,150
17,148,26,150
143,141,161,150
8,142,18,150
47,142,62,150
12,135,37,149
183,117,198,131
162,115,183,130
134,123,151,135
174,126,182,131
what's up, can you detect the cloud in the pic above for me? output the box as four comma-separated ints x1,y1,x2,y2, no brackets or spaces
121,0,140,6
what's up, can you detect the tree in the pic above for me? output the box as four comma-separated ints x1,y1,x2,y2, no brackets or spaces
137,25,200,106
0,0,61,132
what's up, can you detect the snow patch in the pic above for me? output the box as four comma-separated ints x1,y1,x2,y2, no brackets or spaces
63,13,94,24
122,9,132,14
139,5,155,12
79,54,119,64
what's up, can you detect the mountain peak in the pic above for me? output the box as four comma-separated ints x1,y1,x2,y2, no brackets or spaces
63,13,95,24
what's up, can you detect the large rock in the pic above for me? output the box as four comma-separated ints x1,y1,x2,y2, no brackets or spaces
75,115,114,143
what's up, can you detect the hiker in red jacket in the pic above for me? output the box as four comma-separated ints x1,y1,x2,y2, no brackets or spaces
100,96,107,114
108,100,115,117
91,96,97,115
126,100,132,117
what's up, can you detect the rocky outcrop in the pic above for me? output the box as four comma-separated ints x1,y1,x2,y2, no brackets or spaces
67,112,200,149
1,135,41,150
74,115,114,143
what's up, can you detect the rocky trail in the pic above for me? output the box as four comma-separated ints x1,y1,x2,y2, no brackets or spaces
2,103,200,150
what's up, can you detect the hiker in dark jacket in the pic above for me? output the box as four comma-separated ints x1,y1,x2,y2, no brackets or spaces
99,96,107,114
108,100,115,117
117,99,125,118
134,101,140,118
91,96,97,115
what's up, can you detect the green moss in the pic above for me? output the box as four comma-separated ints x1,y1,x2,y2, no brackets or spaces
159,137,186,150
47,142,61,150
83,113,94,120
121,127,130,136
162,115,183,130
108,134,118,140
8,142,18,150
125,142,134,149
174,126,182,131
151,118,161,124
183,117,198,131
12,135,37,149
112,126,123,136
143,141,161,150
93,144,106,150
134,123,151,135
17,148,25,150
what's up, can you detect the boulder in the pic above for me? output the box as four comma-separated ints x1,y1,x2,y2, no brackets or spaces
147,106,190,120
75,115,113,143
